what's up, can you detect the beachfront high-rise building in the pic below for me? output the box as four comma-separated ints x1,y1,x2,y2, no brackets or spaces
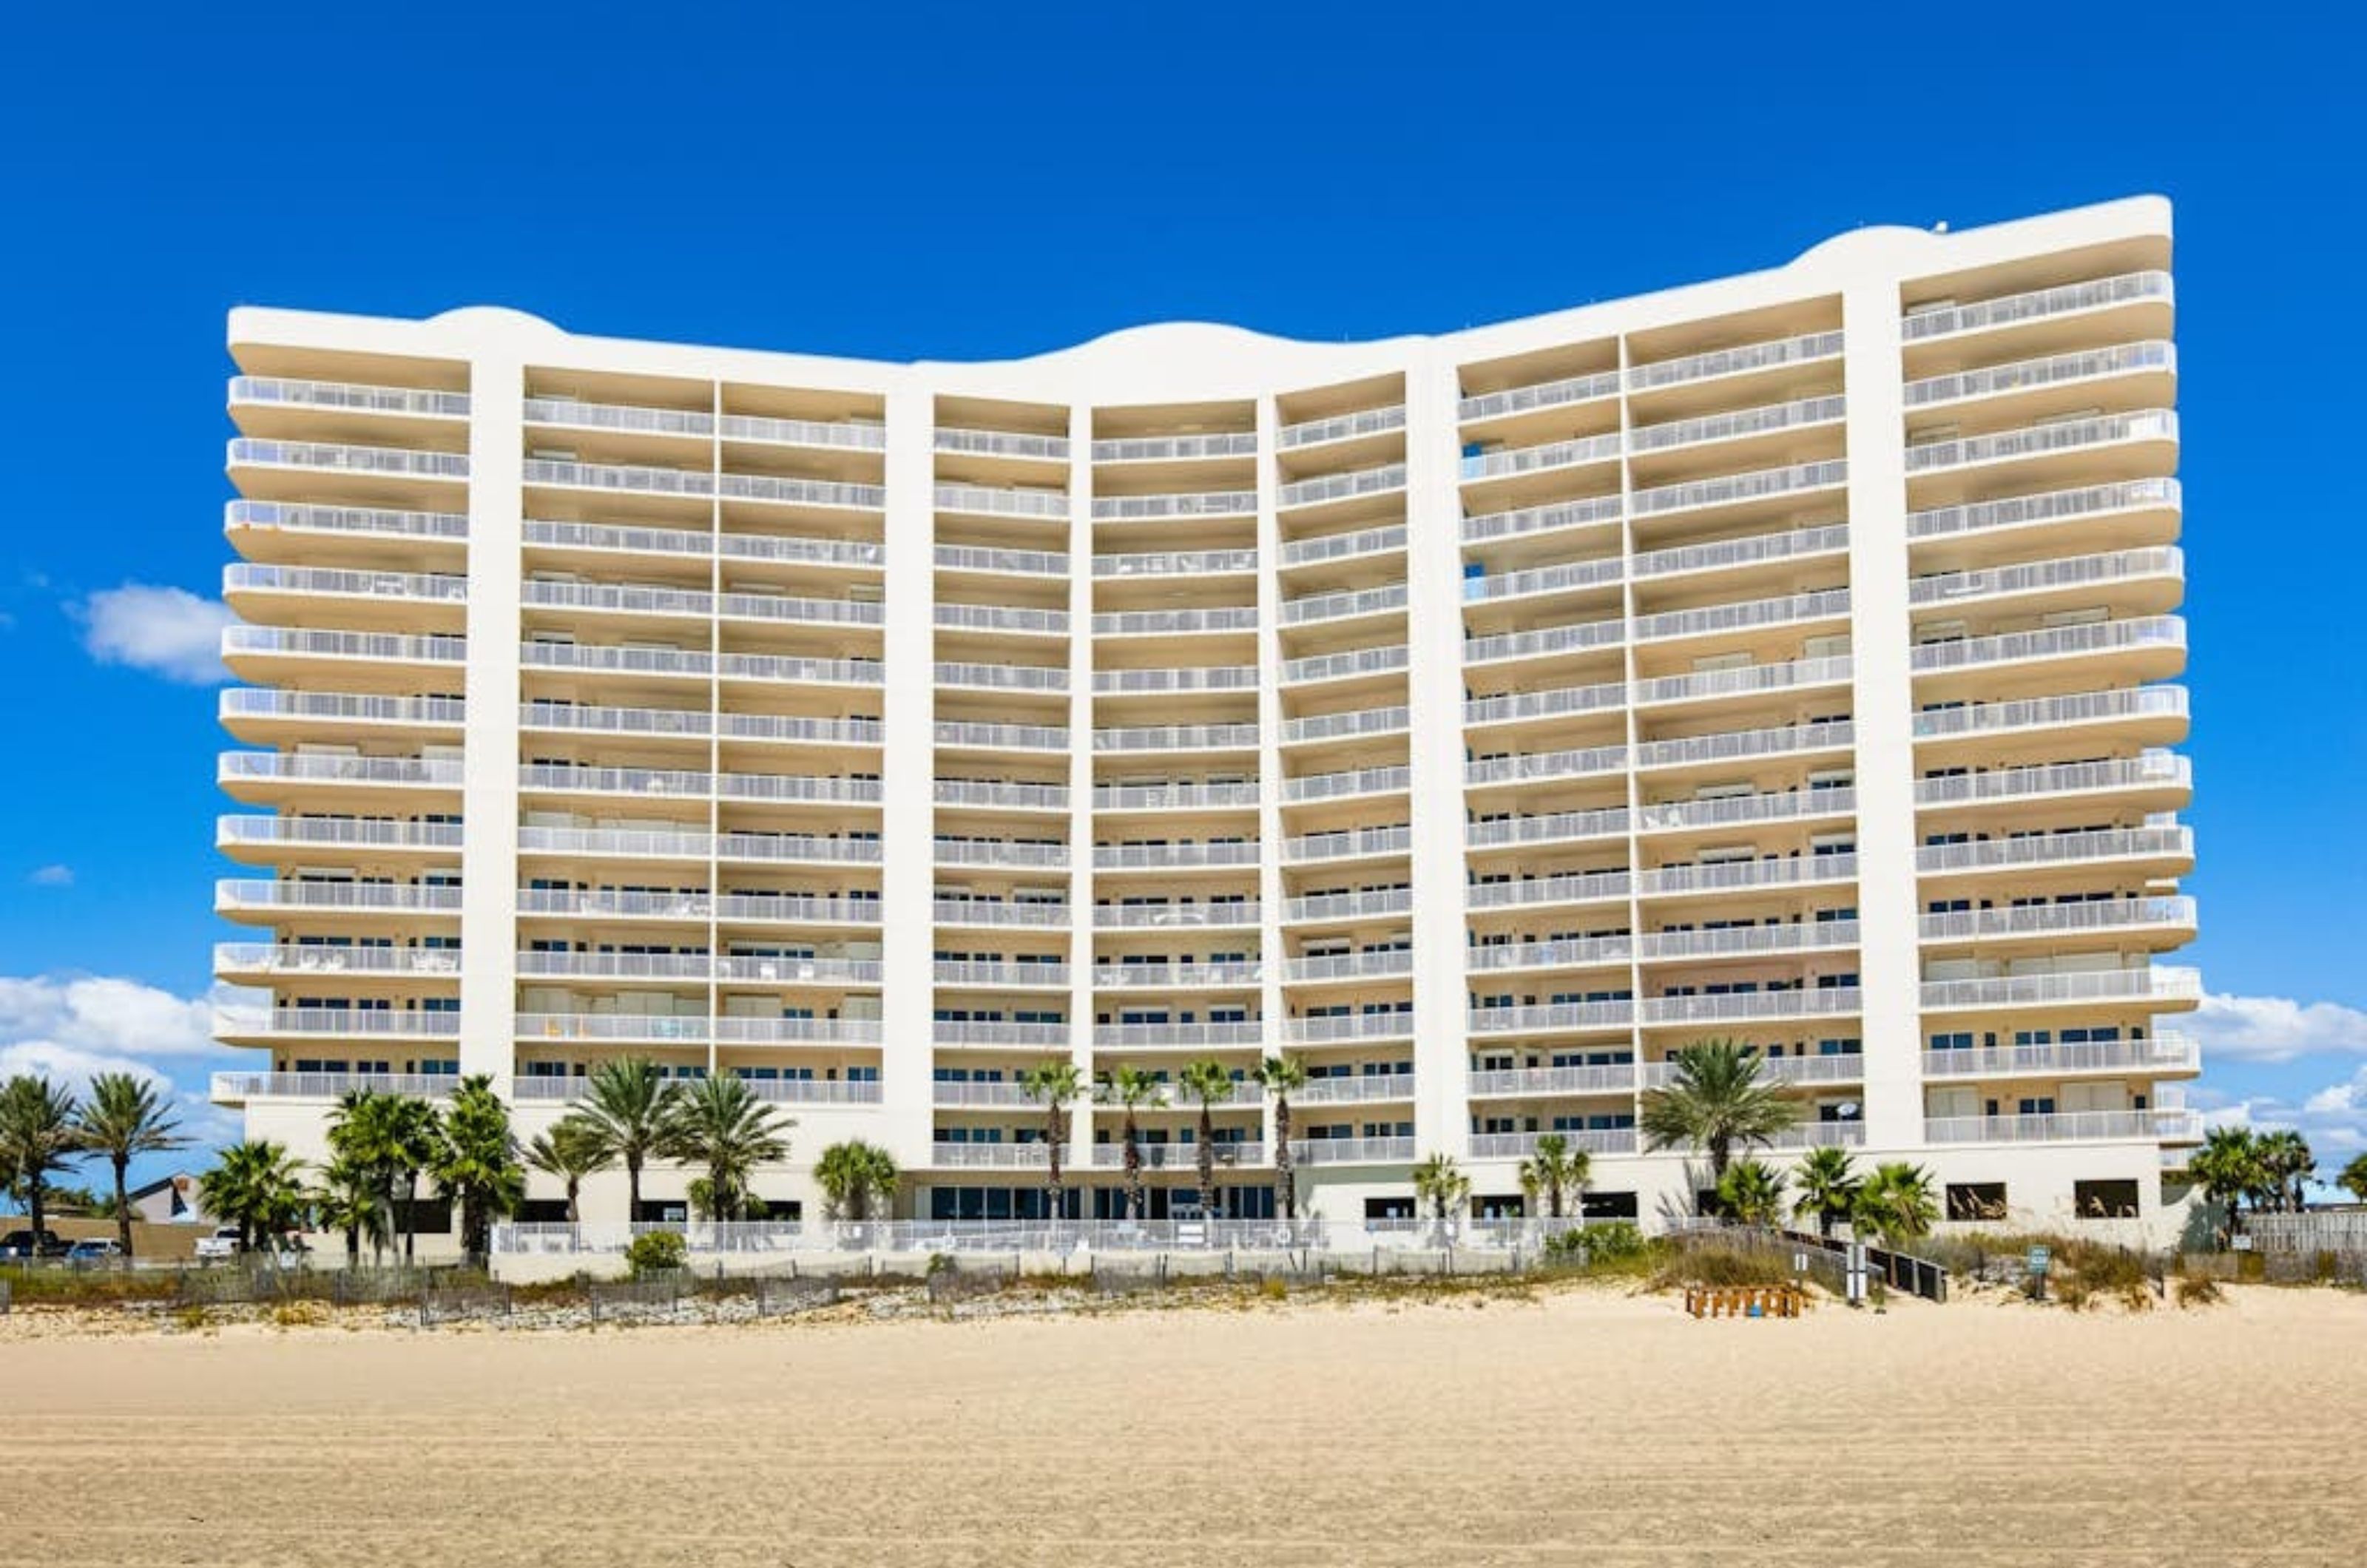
211,195,2200,1237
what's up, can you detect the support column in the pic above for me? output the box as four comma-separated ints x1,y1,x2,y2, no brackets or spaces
459,343,523,1095
877,380,938,1169
1840,279,1922,1153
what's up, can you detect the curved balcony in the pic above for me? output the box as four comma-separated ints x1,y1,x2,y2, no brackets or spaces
1093,782,1258,813
226,501,469,546
1281,583,1407,627
1092,431,1257,463
231,376,470,420
1295,1072,1416,1106
229,438,469,484
224,626,465,668
1636,719,1854,772
1091,490,1255,522
1465,871,1629,913
221,752,463,793
216,943,463,981
217,880,462,915
1536,834,1672,899
1908,478,2180,544
1468,1001,1633,1035
934,484,1067,520
1632,524,1849,583
1638,922,1860,962
1639,854,1857,899
1470,1129,1636,1159
1282,950,1414,983
937,780,1070,812
1909,547,2184,609
1283,888,1413,924
1915,753,2189,809
1918,966,2202,1013
937,544,1066,578
1285,825,1415,865
1911,616,2184,680
1280,706,1406,748
1905,340,2175,410
1629,329,1844,392
1925,1109,2199,1145
936,427,1070,462
1286,1012,1415,1044
1914,825,2192,877
1913,686,2187,746
217,1008,462,1044
1462,555,1622,605
1632,461,1850,533
934,1021,1070,1048
1464,680,1626,728
1628,393,1846,457
1093,962,1263,989
224,564,467,611
1640,990,1861,1027
1093,902,1260,930
222,690,465,736
1902,270,2172,342
1289,1135,1415,1166
1092,1022,1266,1050
1921,1033,2200,1079
1280,645,1408,687
1280,524,1405,570
1905,410,2176,476
934,721,1070,754
1458,369,1619,426
1466,1064,1635,1098
1465,936,1632,974
1092,842,1260,871
1464,744,1627,788
1635,787,1854,835
933,899,1073,929
212,1071,458,1105
219,816,462,854
1280,405,1405,449
1462,617,1625,669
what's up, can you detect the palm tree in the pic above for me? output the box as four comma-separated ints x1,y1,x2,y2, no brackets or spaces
812,1140,899,1223
2188,1125,2263,1246
2256,1129,2316,1213
1018,1061,1085,1221
327,1089,439,1265
1715,1158,1788,1226
1094,1068,1165,1221
1177,1058,1237,1223
570,1058,677,1222
658,1074,793,1223
72,1072,186,1260
0,1075,86,1246
1516,1132,1590,1221
1256,1054,1309,1222
1638,1038,1798,1202
1792,1146,1863,1239
2341,1152,2367,1206
1411,1152,1470,1232
313,1155,389,1266
1853,1162,1939,1248
197,1140,307,1256
526,1119,611,1226
430,1076,525,1265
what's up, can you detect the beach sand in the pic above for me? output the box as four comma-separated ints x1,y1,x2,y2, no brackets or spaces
1,1283,2360,1566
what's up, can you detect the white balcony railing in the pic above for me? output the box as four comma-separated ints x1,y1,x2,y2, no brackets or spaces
226,500,468,543
1464,808,1627,850
1628,330,1846,391
232,376,470,419
1465,936,1632,973
1095,962,1263,989
1915,753,2189,808
1090,902,1260,930
1918,966,2203,1012
1465,1064,1635,1098
212,1071,458,1102
1277,463,1405,510
1091,431,1257,463
1632,524,1850,582
1093,548,1259,578
1640,989,1863,1026
1280,765,1411,802
1459,493,1624,548
229,438,469,481
1908,477,2180,543
1630,459,1848,522
1286,1012,1417,1044
936,427,1070,462
1091,490,1255,521
935,484,1069,519
1905,340,2175,409
933,960,1070,988
217,880,461,913
1635,786,1855,834
1457,369,1621,425
1638,922,1860,962
1908,547,2184,607
1913,686,2187,743
1465,871,1630,912
1294,1072,1417,1105
1906,410,2177,474
1914,825,2192,876
1641,854,1857,898
1924,1109,2198,1144
1281,950,1414,983
1922,1033,2200,1080
1279,405,1405,449
937,544,1067,577
1467,1001,1633,1034
1093,782,1259,812
1902,271,2172,341
1289,1136,1416,1166
1910,616,2184,675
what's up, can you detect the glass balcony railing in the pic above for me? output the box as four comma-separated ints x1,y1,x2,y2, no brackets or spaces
936,780,1070,811
232,376,470,418
1091,490,1255,521
1278,406,1405,449
1918,965,2202,1011
1092,432,1257,462
1465,934,1632,973
1459,493,1623,547
1629,459,1846,521
1912,686,2187,742
1911,616,2184,675
1915,824,2192,876
1093,547,1258,578
1627,329,1845,392
1465,871,1630,911
1919,896,2194,943
1462,618,1626,667
1905,411,2177,474
1905,341,2174,409
1465,808,1628,849
1277,463,1405,510
1908,478,2179,542
936,427,1070,462
1457,370,1619,426
229,439,468,480
1915,752,2189,808
1909,547,2183,607
226,500,468,542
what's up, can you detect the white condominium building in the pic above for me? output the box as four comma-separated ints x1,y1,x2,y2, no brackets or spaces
212,194,2199,1237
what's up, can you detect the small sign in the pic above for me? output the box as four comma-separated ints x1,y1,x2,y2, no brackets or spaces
2027,1246,2051,1277
2232,1235,2252,1251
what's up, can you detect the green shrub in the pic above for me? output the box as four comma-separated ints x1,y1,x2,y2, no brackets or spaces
1652,1243,1798,1291
2174,1271,2224,1308
624,1231,686,1280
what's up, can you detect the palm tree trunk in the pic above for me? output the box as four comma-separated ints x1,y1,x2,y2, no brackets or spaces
402,1171,417,1263
627,1156,643,1225
27,1180,47,1250
565,1178,581,1226
345,1226,359,1265
112,1154,135,1258
1045,1103,1064,1220
1197,1106,1216,1222
1123,1113,1142,1221
1274,1098,1295,1222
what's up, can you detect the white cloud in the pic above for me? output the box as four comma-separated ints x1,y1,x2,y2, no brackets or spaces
2188,991,2367,1064
74,583,232,684
26,864,72,888
0,975,229,1063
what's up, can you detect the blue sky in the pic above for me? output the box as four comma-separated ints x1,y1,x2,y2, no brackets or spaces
2,1,2363,1188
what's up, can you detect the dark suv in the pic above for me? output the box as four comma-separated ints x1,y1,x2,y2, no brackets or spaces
0,1228,70,1259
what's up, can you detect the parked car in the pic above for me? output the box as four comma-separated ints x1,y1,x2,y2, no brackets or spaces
65,1238,124,1262
195,1225,244,1262
0,1228,69,1260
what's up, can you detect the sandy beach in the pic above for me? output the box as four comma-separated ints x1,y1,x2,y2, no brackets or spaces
2,1284,2360,1567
